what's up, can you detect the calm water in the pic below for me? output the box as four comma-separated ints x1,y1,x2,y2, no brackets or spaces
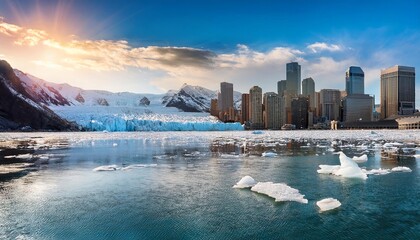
0,131,419,239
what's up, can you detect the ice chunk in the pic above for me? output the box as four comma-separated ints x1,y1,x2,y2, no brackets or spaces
93,165,119,171
4,153,33,159
262,151,277,157
316,198,341,212
317,152,367,180
391,166,412,172
122,164,157,170
250,182,308,204
317,165,340,174
362,168,390,175
352,154,368,163
112,143,118,147
233,176,257,188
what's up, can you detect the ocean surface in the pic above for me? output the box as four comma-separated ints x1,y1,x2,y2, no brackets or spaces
0,130,419,239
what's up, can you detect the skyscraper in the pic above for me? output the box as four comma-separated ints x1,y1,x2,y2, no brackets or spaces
241,93,250,124
249,86,263,129
286,62,301,96
342,94,373,122
263,92,281,129
277,80,287,97
219,82,233,112
320,89,341,121
380,66,415,119
302,77,315,109
345,66,365,95
291,97,309,129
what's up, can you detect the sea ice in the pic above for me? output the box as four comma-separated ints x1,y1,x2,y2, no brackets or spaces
93,165,119,171
316,198,341,212
362,168,391,175
250,182,308,204
122,164,158,170
4,153,33,159
391,166,412,172
317,152,367,180
262,151,277,157
232,176,257,188
352,154,368,163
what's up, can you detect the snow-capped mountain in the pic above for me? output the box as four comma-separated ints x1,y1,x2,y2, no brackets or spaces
0,60,77,130
164,83,242,112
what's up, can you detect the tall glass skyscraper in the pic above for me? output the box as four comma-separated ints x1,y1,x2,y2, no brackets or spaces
302,77,315,109
380,66,415,119
345,66,364,95
286,62,301,96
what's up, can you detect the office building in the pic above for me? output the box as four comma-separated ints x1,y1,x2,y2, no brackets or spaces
219,82,233,112
320,89,341,121
346,66,364,95
302,77,315,109
286,62,301,96
277,80,287,97
263,92,281,129
342,94,374,122
249,86,263,129
380,66,415,119
291,97,309,129
241,93,250,124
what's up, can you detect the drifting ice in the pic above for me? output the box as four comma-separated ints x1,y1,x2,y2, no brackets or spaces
250,182,308,204
352,154,368,163
93,165,119,171
317,152,368,180
362,168,391,175
262,151,277,157
316,198,341,212
391,166,412,172
232,176,257,188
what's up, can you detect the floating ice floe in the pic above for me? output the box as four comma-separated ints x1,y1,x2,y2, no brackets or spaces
122,164,157,170
262,151,277,157
316,198,341,212
352,154,368,163
362,168,391,175
391,166,412,172
112,143,118,147
93,165,119,171
250,182,308,204
232,176,257,188
317,152,367,180
4,153,33,159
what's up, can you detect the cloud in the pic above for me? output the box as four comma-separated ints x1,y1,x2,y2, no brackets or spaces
307,42,342,53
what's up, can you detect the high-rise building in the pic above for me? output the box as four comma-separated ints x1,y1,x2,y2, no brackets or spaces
320,89,341,121
263,92,281,129
302,77,315,109
241,93,250,124
277,80,287,97
219,82,233,112
210,99,219,117
346,66,365,95
342,94,374,122
286,62,301,96
291,97,309,129
249,86,263,129
380,66,415,119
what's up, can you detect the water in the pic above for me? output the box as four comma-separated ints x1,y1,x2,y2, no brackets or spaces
0,131,419,239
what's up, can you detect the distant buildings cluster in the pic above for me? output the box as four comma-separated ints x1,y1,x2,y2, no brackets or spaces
210,62,416,130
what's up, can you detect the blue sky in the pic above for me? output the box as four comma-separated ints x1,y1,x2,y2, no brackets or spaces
0,0,419,105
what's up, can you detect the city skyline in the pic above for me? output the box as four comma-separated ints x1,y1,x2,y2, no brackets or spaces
0,0,419,106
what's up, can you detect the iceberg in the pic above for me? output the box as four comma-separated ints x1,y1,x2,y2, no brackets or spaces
250,182,308,204
317,152,367,180
232,176,257,188
391,166,412,172
93,165,119,171
352,154,368,163
316,198,341,212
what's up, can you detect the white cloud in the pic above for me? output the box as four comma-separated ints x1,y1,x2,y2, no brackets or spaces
307,42,342,53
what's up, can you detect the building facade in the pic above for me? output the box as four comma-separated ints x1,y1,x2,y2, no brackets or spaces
320,89,341,121
302,77,315,109
241,93,250,124
346,66,365,95
286,62,301,97
342,94,374,122
249,86,263,129
277,80,287,97
219,82,233,112
291,97,309,129
380,66,415,119
263,92,281,129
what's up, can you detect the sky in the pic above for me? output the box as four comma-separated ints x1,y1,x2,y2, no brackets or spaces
0,0,419,105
